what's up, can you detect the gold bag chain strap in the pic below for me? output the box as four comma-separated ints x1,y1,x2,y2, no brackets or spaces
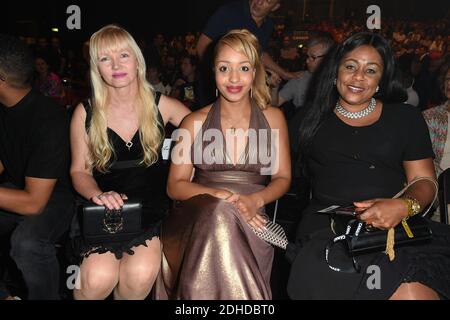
386,176,438,261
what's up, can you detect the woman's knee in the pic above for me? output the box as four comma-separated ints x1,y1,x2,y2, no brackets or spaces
119,261,160,292
76,264,119,298
390,282,440,300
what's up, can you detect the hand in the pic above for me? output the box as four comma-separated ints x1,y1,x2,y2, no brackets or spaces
212,189,234,200
91,191,128,210
354,199,409,229
234,194,267,232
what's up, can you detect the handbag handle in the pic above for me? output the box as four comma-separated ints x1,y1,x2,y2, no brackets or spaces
387,176,437,260
325,234,361,274
392,176,438,217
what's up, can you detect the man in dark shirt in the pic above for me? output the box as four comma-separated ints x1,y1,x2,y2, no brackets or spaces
0,34,73,299
196,0,300,105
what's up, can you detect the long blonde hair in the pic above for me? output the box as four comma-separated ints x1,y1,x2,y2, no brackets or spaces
214,29,271,110
88,24,163,172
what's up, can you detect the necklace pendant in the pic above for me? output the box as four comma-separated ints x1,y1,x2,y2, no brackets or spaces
125,141,133,151
230,127,235,135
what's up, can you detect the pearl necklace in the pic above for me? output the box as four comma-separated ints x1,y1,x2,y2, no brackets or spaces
335,98,377,119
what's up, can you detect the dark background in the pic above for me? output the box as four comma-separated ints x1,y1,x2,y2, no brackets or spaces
3,0,449,47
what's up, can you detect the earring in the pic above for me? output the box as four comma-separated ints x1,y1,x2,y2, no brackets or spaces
216,88,218,97
250,88,253,99
333,78,337,86
376,86,379,93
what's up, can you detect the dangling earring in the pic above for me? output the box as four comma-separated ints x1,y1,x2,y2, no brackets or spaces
376,86,379,93
216,88,218,97
250,88,253,99
333,78,337,86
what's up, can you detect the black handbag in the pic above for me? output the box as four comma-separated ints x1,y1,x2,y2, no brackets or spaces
324,176,438,273
325,216,433,273
79,200,144,245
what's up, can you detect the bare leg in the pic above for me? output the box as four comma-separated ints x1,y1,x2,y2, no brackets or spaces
73,252,120,300
390,282,440,300
114,238,161,300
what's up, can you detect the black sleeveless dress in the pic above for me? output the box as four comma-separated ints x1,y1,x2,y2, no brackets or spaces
80,92,168,259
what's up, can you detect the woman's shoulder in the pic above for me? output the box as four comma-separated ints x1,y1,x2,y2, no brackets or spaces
422,103,448,119
179,104,212,129
261,106,287,129
262,105,284,117
382,103,424,119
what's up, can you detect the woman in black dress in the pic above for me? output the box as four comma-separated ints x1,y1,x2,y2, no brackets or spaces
70,25,190,300
287,32,450,300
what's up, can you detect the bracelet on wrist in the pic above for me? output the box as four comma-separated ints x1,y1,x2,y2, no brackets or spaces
401,196,421,220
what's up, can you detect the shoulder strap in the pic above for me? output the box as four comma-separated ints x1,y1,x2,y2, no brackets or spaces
81,99,92,132
155,91,162,106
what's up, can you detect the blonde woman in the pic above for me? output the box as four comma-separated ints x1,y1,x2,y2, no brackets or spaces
154,29,291,299
70,25,190,300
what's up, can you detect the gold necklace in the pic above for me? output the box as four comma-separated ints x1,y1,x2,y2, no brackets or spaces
223,117,245,135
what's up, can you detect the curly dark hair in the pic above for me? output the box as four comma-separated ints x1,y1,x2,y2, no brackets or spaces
0,34,34,88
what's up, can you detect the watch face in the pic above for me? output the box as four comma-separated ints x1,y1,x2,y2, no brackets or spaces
412,202,421,213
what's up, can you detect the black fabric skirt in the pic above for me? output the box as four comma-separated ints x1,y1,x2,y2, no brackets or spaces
287,205,450,300
79,222,161,260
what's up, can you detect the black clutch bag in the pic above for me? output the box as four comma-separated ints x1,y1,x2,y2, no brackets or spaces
346,216,432,255
326,216,432,273
79,201,143,245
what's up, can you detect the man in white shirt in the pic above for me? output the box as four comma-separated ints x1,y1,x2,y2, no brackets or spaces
271,32,335,108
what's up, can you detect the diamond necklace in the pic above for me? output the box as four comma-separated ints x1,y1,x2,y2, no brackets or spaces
335,98,377,119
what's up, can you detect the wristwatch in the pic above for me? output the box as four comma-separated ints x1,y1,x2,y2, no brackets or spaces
402,196,421,219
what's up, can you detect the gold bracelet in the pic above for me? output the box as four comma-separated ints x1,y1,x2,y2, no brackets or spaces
401,196,421,219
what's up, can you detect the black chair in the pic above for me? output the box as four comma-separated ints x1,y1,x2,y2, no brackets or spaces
438,168,450,224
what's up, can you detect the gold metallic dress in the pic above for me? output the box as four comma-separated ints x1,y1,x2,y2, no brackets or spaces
154,100,275,300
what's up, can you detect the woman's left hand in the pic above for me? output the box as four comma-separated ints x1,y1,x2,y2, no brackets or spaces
227,193,267,231
354,198,409,229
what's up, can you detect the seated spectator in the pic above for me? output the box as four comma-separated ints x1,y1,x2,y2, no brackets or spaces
170,54,199,110
70,25,190,300
0,34,74,300
423,59,450,176
34,55,65,105
270,32,335,108
147,63,171,95
162,52,180,87
287,32,450,300
278,34,301,72
155,29,291,300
